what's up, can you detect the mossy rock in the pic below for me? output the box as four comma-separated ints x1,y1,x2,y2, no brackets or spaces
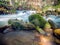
53,29,60,44
29,13,47,28
11,21,25,30
8,19,19,25
54,29,60,35
44,22,51,29
11,21,35,30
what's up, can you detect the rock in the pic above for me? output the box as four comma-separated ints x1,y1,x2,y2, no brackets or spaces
11,21,35,30
53,29,60,44
48,20,57,29
54,29,60,35
3,28,13,34
3,31,39,45
0,33,5,45
0,26,10,33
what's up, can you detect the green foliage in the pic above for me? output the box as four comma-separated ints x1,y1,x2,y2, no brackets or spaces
9,9,16,13
43,3,60,12
0,1,16,14
58,0,60,5
53,4,60,9
29,13,47,28
43,5,52,12
14,2,19,9
0,1,9,7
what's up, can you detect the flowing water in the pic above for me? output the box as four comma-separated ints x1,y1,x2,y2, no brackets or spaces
0,10,36,27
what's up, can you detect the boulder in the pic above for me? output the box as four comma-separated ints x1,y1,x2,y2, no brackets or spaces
53,29,60,44
2,31,39,45
0,33,5,45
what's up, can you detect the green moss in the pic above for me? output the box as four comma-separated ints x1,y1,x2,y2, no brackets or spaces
36,26,45,34
54,4,60,9
29,13,47,28
43,5,53,12
44,22,51,29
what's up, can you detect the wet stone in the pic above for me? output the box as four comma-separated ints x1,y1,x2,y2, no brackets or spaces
2,31,39,45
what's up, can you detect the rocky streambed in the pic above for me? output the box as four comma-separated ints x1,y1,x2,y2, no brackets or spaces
0,29,57,45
